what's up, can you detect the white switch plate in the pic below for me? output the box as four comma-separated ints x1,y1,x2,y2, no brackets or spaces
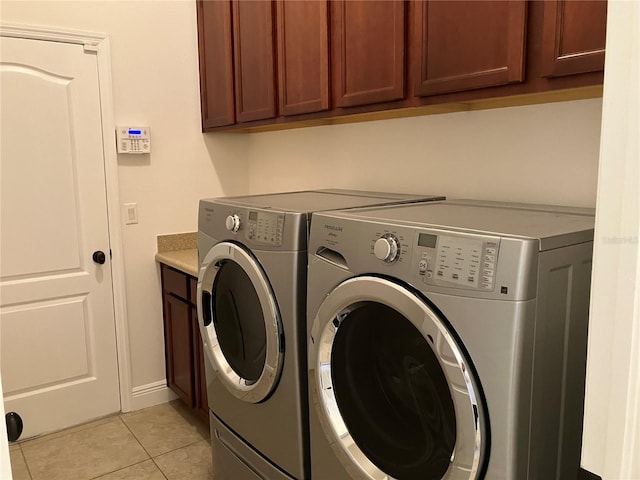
124,203,138,225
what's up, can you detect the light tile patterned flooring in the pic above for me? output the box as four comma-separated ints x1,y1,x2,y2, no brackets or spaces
9,401,212,480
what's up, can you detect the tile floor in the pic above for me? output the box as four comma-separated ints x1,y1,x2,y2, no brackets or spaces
8,401,212,480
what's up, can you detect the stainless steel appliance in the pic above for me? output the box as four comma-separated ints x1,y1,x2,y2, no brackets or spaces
307,200,594,479
196,189,444,479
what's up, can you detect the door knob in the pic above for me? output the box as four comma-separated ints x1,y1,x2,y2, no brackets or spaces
93,251,106,264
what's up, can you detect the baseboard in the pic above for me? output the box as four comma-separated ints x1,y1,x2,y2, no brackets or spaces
578,467,603,480
129,380,177,411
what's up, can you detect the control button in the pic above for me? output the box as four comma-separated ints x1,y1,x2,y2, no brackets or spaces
483,269,494,276
482,275,493,283
452,273,459,280
421,252,429,259
437,270,444,277
485,247,497,255
484,254,495,262
426,271,433,279
468,276,475,283
225,214,241,233
483,262,495,269
480,283,492,290
418,260,427,271
374,235,400,263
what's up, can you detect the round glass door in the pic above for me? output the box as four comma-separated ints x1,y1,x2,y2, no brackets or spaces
198,242,283,403
312,276,486,479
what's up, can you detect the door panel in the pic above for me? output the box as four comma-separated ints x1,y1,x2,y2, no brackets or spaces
331,0,406,107
0,36,120,439
411,0,527,96
541,0,607,77
197,0,235,128
233,0,277,122
276,0,329,116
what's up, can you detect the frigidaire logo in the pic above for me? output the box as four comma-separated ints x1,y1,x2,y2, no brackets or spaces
324,224,343,232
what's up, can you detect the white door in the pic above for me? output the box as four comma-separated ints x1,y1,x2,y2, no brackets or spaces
0,36,120,439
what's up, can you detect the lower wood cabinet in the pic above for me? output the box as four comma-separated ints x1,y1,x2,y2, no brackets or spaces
160,264,208,420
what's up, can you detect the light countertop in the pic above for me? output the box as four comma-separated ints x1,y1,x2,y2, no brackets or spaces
155,232,198,277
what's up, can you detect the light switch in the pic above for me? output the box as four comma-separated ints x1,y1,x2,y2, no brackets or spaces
124,203,138,225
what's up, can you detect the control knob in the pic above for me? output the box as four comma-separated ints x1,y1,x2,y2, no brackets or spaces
374,235,400,263
225,214,241,233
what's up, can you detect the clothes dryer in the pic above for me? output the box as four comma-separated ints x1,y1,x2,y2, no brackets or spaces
307,200,594,480
196,189,444,480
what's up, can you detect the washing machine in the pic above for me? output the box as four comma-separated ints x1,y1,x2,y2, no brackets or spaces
196,189,444,480
306,200,594,480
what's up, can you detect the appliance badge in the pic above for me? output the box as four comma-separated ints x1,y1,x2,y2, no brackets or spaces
324,224,344,236
323,223,343,244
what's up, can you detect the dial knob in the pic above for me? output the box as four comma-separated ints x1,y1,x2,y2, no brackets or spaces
225,214,241,233
374,235,400,262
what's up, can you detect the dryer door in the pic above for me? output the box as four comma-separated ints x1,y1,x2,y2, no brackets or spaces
197,242,283,403
311,276,487,480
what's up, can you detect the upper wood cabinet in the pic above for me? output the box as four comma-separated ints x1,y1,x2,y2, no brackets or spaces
331,0,406,107
196,0,607,132
232,0,277,122
276,0,330,116
196,0,235,128
411,1,527,96
541,0,607,77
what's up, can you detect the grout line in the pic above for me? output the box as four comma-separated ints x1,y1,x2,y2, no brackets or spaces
118,416,154,460
149,456,170,480
87,459,152,480
17,444,34,480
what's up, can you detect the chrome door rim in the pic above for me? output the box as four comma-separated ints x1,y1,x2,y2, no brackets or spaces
197,242,283,403
311,275,486,479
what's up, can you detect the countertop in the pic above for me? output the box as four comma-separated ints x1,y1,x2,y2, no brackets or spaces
155,232,198,277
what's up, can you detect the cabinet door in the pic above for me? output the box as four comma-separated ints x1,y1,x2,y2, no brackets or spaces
276,0,329,116
192,307,209,420
233,0,277,122
196,0,235,128
331,0,406,107
411,0,526,97
541,0,607,77
163,295,194,407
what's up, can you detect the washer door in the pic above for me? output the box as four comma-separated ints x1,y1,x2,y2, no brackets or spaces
312,276,487,480
197,242,283,403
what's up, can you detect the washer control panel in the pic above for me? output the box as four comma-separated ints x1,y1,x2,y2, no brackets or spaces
413,231,500,291
245,210,285,246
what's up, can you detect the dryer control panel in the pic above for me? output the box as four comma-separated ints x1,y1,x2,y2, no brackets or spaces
413,232,500,291
245,210,285,246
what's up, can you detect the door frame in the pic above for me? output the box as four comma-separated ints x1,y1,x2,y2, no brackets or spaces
0,22,133,412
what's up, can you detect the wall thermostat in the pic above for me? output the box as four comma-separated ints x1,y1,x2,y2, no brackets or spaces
116,126,151,154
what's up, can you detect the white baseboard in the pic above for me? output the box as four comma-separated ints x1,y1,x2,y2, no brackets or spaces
129,380,177,412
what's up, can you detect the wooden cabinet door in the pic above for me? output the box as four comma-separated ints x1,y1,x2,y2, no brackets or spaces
331,0,406,108
192,307,209,420
163,294,194,407
276,0,329,116
411,0,527,97
196,0,235,129
233,0,277,122
541,0,607,77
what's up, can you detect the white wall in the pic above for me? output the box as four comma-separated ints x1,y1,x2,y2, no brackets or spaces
247,98,602,208
1,1,249,397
